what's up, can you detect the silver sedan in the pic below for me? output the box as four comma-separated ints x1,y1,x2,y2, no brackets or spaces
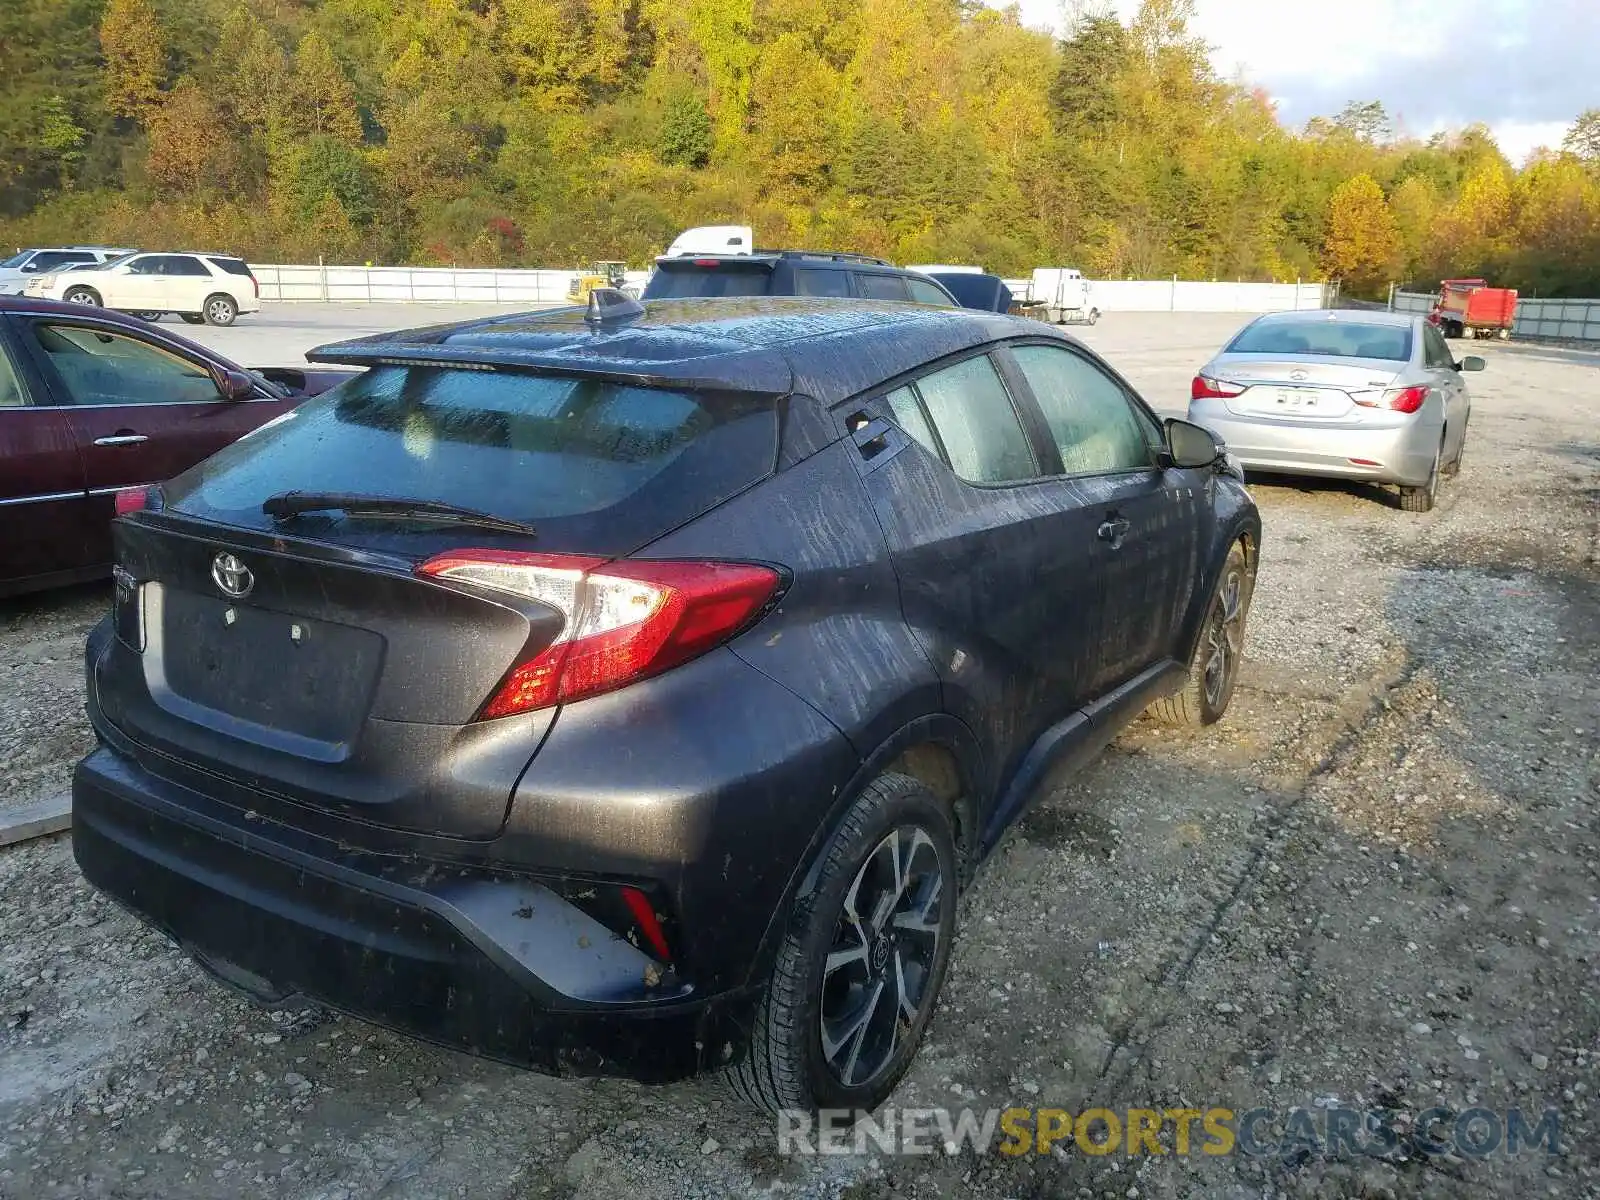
1187,310,1482,512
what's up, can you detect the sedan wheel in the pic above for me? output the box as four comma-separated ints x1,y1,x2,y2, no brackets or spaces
1400,443,1442,513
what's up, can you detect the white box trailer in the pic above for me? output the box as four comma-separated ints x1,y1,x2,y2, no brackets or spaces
1025,268,1100,325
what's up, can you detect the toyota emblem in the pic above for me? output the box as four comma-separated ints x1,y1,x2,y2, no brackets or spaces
211,552,254,599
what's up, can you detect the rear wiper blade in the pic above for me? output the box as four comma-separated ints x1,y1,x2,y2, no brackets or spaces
262,491,537,537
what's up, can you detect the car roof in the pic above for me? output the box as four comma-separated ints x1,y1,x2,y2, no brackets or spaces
654,250,894,267
308,296,1049,403
0,295,248,370
1250,308,1416,329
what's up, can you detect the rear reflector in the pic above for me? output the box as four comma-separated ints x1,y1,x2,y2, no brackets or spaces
113,487,151,515
417,551,782,718
621,885,673,962
1192,374,1245,400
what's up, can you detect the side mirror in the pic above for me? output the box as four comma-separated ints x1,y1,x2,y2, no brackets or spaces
20,263,38,273
1458,356,1486,372
212,367,256,402
1165,417,1222,469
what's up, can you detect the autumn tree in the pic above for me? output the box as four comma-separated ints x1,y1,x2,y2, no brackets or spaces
290,32,363,144
145,77,240,194
100,0,165,122
1322,173,1401,295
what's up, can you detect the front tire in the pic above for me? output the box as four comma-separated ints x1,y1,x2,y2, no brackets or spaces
203,294,238,326
180,313,205,325
63,286,100,307
1148,540,1253,728
133,311,163,322
729,773,958,1116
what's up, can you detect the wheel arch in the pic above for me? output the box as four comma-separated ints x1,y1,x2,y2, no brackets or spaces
739,712,986,990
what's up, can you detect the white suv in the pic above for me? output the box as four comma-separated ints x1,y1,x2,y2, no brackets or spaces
25,251,261,326
0,246,135,295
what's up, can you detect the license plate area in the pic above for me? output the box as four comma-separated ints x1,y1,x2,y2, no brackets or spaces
1240,386,1343,417
149,584,384,746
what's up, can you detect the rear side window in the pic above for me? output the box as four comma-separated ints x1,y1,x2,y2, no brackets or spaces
642,262,772,298
207,256,253,277
884,386,939,456
912,355,1035,485
166,367,780,552
159,255,213,277
795,268,851,298
1227,319,1412,362
855,273,909,302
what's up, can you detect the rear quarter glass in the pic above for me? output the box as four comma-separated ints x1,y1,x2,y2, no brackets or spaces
162,366,781,558
207,257,254,277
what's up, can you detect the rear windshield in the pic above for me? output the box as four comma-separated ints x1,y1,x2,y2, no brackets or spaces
1227,320,1412,362
206,256,253,276
642,261,773,299
165,366,779,555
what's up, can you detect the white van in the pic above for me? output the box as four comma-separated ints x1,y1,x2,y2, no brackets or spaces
663,226,755,258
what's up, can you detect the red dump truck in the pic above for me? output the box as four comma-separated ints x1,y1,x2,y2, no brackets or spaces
1429,278,1518,340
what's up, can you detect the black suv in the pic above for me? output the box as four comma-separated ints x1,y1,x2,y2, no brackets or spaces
73,296,1259,1114
642,250,969,307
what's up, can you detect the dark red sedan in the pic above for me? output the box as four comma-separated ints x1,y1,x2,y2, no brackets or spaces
1,297,349,597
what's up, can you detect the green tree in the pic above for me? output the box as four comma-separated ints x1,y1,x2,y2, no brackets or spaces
100,0,165,121
1563,109,1600,166
290,31,363,144
659,91,713,167
290,135,377,225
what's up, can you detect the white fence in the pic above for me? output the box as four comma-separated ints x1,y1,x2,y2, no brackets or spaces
256,262,1331,314
1393,290,1600,343
1001,279,1330,313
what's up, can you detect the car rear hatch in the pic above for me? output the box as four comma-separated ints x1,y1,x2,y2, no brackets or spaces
93,364,782,840
641,256,778,299
1206,357,1408,420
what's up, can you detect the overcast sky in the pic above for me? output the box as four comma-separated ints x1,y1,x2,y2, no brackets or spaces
1003,0,1592,163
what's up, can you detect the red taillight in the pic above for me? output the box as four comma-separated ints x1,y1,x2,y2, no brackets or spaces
113,487,150,515
250,272,259,298
692,258,722,267
417,551,782,719
621,885,673,962
1384,385,1428,414
1192,374,1245,400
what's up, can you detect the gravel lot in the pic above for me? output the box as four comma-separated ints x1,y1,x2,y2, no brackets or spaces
2,311,1596,1199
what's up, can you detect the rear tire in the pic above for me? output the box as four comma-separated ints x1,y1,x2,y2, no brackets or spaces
63,286,100,307
133,311,163,322
203,294,238,327
1399,441,1443,512
728,773,958,1116
180,313,205,325
1148,540,1253,728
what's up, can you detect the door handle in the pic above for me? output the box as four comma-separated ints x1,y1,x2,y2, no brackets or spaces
1097,517,1131,548
94,434,148,446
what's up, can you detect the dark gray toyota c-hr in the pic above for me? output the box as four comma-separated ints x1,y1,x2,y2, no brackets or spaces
73,294,1260,1114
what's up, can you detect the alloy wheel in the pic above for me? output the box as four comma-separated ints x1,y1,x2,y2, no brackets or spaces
819,825,945,1089
1202,567,1246,710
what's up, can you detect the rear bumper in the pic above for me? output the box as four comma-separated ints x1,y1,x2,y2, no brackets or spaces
1188,403,1440,487
72,745,760,1082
